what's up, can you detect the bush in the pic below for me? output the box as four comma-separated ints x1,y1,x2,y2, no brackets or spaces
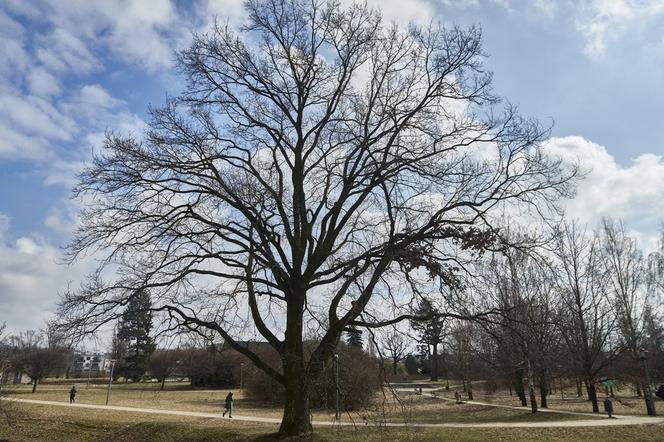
244,343,382,411
180,347,240,388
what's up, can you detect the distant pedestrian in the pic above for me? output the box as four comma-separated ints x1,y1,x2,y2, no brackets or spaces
222,392,233,418
603,397,614,418
454,391,461,404
69,386,77,404
419,387,422,395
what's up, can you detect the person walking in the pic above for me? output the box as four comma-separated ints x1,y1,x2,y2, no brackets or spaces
222,392,234,418
69,386,77,404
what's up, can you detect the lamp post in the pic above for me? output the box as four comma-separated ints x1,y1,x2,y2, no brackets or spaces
86,361,92,389
106,359,116,406
333,353,340,422
639,350,656,416
240,362,244,392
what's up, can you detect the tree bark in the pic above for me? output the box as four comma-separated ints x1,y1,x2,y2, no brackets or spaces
514,368,527,406
32,379,37,393
467,378,474,400
161,377,166,390
278,291,313,438
539,379,548,408
585,380,599,413
279,373,312,437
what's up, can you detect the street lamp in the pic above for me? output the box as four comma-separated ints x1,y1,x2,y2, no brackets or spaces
639,350,656,416
86,360,92,389
106,359,117,406
333,353,340,422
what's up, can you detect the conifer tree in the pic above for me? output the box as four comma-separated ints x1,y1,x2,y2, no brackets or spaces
117,289,155,381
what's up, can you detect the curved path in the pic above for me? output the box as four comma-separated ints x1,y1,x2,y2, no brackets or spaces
3,397,663,428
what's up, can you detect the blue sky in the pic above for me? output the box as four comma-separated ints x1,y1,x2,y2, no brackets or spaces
1,0,663,334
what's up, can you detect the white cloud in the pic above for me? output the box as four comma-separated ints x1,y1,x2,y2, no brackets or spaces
0,94,77,160
204,0,247,27
0,213,88,333
27,67,62,97
76,84,124,109
32,0,185,71
36,28,100,74
545,136,664,246
576,0,664,58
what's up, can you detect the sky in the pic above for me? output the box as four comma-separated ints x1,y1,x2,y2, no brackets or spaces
1,0,663,335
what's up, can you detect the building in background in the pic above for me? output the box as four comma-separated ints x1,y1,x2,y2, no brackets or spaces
70,352,112,375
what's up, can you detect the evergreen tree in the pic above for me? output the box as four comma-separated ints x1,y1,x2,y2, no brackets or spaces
411,297,447,381
345,327,363,349
117,289,155,381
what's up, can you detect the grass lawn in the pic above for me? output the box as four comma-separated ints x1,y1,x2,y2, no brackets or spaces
2,382,604,425
0,401,663,442
443,385,662,417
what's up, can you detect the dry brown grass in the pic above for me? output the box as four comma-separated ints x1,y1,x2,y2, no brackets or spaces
1,402,663,442
1,381,616,425
452,384,661,417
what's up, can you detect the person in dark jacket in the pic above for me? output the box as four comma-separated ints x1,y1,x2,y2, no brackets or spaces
222,392,234,418
69,386,77,404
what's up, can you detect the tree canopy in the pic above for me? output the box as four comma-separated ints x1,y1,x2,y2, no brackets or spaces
58,0,574,436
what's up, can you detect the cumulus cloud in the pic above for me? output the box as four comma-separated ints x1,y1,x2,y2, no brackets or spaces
546,136,664,248
0,213,89,333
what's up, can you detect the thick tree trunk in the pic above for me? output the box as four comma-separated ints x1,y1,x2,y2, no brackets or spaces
392,359,398,375
467,378,474,400
539,380,548,408
32,379,37,393
514,368,527,406
586,380,599,413
279,375,312,437
576,378,583,397
278,291,313,438
160,377,166,390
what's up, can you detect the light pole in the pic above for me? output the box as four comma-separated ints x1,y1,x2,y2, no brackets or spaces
240,362,244,392
333,353,340,422
106,359,116,406
86,361,92,389
639,350,656,416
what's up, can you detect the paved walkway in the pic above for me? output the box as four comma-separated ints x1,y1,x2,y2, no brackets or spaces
393,387,597,416
3,397,664,428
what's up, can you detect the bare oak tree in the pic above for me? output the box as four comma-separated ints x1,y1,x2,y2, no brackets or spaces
381,328,408,375
58,0,573,436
